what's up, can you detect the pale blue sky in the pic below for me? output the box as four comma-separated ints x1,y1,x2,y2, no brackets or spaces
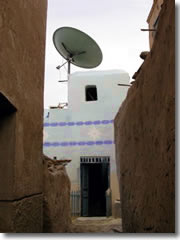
44,0,153,108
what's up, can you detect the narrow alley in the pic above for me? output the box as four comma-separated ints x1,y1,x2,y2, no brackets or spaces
0,0,175,234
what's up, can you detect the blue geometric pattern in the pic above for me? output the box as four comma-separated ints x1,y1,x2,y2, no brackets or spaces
44,119,114,127
43,140,115,147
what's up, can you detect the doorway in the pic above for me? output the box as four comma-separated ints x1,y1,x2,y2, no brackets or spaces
0,93,16,199
80,156,110,217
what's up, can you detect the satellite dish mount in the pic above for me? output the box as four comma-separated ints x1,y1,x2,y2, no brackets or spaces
56,42,86,78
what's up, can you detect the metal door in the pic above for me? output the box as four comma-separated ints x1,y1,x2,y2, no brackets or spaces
80,164,89,216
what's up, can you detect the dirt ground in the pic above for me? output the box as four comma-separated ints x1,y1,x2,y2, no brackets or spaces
69,217,122,233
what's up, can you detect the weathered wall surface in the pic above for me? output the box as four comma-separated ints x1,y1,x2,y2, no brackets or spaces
114,0,174,233
147,0,164,49
43,156,71,233
0,0,47,232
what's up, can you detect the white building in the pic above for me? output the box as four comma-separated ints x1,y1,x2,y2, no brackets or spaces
43,69,130,217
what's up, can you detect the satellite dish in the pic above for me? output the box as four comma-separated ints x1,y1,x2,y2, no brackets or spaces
53,27,103,79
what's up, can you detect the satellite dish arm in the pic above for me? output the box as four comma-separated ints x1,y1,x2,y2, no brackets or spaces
61,42,86,60
62,42,73,58
68,61,70,76
56,61,68,70
74,51,86,56
61,42,86,76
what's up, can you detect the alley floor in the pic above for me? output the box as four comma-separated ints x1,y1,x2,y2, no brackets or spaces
69,217,122,233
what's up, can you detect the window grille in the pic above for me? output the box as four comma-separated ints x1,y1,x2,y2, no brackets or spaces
80,156,110,163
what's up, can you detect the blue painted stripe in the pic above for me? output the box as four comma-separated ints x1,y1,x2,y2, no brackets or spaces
44,120,114,127
78,141,86,146
51,142,60,147
43,142,51,147
76,121,84,126
93,120,101,125
58,122,67,127
43,140,114,147
95,141,103,145
61,142,69,146
86,141,95,146
104,140,113,144
51,122,58,127
69,141,77,146
101,120,110,124
84,121,92,125
67,122,75,126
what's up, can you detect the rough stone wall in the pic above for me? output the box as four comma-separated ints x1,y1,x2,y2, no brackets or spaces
0,1,47,232
43,156,71,233
114,0,174,233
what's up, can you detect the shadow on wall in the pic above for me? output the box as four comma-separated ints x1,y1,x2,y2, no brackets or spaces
0,93,16,201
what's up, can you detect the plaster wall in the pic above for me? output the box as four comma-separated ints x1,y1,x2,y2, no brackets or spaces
0,0,47,232
115,0,174,232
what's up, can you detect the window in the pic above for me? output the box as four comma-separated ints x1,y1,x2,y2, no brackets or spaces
85,85,97,101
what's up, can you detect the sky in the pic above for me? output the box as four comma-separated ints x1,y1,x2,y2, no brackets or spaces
44,0,153,108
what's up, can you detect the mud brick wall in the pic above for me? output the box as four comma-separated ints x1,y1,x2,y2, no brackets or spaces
114,0,174,233
0,1,47,232
43,156,71,233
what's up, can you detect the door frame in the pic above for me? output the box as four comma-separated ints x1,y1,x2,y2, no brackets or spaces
80,156,110,217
